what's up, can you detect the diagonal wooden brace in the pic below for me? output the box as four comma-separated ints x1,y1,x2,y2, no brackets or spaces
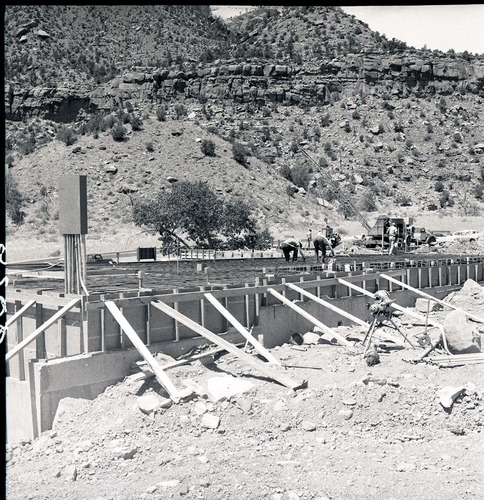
151,300,304,390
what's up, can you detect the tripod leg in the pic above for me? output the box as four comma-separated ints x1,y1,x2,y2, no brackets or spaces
388,317,417,349
362,317,376,347
363,330,375,357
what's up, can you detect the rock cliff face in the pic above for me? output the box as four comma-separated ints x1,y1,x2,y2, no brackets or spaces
5,55,484,122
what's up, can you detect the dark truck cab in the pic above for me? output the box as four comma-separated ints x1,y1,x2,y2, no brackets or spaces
87,253,114,264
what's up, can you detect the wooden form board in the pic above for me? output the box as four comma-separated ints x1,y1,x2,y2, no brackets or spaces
204,292,281,366
380,273,484,324
6,300,36,328
151,300,304,390
105,301,182,402
5,298,81,363
267,288,352,347
285,283,368,327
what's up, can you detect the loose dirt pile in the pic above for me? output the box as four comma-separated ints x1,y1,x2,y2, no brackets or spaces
6,283,484,500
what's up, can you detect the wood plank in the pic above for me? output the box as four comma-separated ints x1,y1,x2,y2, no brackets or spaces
6,298,81,363
267,288,352,347
285,283,368,327
204,292,282,366
380,273,484,324
105,301,182,402
6,300,36,328
151,300,303,390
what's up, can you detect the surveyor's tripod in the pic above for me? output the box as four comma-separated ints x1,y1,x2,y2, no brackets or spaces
362,303,416,356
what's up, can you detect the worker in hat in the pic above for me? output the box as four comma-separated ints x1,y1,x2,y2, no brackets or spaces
387,222,398,255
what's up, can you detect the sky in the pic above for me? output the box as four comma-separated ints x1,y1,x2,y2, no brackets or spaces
341,5,484,54
211,4,484,55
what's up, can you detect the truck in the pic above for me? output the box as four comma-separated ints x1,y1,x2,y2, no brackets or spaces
87,253,115,264
355,215,437,251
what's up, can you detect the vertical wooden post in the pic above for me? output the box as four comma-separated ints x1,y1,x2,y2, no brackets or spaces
100,305,106,352
173,288,180,341
80,295,88,354
418,268,422,288
146,302,151,346
118,292,125,349
262,277,268,306
223,285,229,331
58,316,67,358
28,360,39,440
298,276,305,301
254,277,260,326
200,286,206,328
244,283,250,328
35,300,46,359
15,300,26,381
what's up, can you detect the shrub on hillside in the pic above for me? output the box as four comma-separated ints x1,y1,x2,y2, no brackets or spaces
439,190,455,208
473,182,484,200
201,139,216,157
111,124,127,142
6,172,26,224
232,142,250,166
290,165,312,189
56,126,78,146
174,104,187,119
131,115,143,131
146,142,154,152
434,181,444,192
156,106,167,122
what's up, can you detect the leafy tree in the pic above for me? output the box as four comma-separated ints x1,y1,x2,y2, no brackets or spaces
132,181,264,249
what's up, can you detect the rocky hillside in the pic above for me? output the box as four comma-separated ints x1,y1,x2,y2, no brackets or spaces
4,5,484,246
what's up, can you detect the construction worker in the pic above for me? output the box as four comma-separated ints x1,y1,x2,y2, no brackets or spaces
313,230,335,263
281,238,305,262
306,229,313,249
387,222,398,255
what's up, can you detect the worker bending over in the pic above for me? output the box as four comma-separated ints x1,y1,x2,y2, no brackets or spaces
281,238,305,262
